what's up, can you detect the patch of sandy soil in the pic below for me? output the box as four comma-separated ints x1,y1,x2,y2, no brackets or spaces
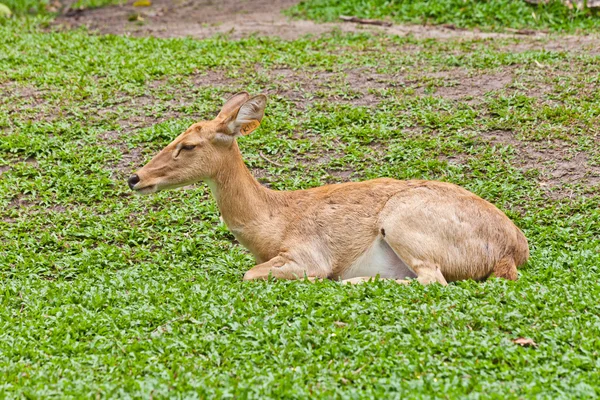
55,0,600,47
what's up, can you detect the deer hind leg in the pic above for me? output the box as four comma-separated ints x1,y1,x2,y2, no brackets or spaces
342,277,412,285
341,276,374,285
493,257,518,281
343,258,447,286
410,260,448,286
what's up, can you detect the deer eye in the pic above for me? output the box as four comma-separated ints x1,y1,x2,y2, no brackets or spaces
181,144,196,151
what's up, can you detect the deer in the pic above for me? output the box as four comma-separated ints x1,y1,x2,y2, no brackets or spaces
127,92,529,285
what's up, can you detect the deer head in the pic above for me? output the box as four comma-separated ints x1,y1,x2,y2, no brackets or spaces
128,92,266,194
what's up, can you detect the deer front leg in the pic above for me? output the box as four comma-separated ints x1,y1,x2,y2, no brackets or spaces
243,254,329,281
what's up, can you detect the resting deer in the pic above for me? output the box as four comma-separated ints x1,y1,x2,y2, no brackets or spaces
128,92,529,285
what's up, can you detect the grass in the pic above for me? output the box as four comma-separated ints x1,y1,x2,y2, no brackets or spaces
1,0,123,15
1,11,600,399
287,0,600,32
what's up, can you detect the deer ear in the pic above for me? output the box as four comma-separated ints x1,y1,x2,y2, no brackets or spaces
217,92,250,121
229,95,267,136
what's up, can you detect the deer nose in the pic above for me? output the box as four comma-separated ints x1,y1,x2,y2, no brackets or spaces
128,174,140,190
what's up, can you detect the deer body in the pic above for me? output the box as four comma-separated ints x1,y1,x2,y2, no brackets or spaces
129,92,529,285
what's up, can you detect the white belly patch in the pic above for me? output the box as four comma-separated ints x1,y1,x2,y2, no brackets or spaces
340,238,417,280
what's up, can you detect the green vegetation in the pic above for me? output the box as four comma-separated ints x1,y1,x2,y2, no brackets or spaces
2,0,121,15
1,9,600,399
288,0,600,32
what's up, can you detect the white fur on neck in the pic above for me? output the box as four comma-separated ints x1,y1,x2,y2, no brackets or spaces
206,179,219,202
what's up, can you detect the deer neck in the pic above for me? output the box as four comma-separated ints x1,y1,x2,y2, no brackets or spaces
206,141,275,232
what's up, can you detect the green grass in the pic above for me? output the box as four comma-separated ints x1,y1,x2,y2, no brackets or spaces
1,16,600,398
1,0,123,15
288,0,600,32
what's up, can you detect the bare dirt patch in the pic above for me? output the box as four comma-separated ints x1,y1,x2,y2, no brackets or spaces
415,64,595,106
422,69,514,100
258,67,398,108
500,36,600,55
56,0,336,40
483,130,600,195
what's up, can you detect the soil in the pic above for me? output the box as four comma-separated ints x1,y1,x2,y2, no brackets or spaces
421,69,515,100
482,130,600,194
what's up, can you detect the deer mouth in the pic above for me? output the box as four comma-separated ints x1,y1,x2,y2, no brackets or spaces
131,183,158,195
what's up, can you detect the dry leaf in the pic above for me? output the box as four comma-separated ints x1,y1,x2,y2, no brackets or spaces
333,321,347,328
128,13,144,21
133,0,151,7
513,337,538,348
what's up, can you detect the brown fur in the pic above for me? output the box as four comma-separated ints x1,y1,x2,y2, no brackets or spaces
493,257,519,281
130,92,529,285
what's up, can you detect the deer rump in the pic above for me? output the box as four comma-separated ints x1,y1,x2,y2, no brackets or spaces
257,178,528,284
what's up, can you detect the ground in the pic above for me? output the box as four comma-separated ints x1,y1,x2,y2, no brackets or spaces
1,0,600,398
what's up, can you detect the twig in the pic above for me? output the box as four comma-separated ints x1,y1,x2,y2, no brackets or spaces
339,15,393,27
259,151,284,167
441,23,458,30
505,27,537,35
